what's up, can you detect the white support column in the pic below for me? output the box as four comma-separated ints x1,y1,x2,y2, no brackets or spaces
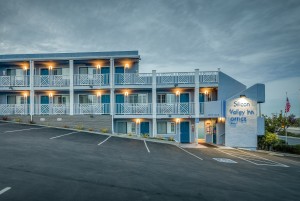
110,58,115,134
194,69,200,143
152,70,157,137
69,60,74,115
29,60,34,119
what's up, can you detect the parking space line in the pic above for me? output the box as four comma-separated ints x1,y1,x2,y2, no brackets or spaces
49,132,78,140
177,146,203,161
97,136,111,146
4,127,45,133
144,140,150,153
216,149,289,167
0,187,11,195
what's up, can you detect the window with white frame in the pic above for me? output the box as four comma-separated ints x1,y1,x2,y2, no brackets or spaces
127,94,148,103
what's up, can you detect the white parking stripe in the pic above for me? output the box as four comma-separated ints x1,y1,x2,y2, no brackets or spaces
4,127,45,133
216,149,289,167
49,132,78,140
97,136,111,146
177,146,203,161
144,140,150,153
0,187,11,195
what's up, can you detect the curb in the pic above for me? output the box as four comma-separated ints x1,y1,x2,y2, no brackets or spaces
256,150,300,158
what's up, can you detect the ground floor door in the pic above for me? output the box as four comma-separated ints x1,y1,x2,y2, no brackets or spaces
140,122,150,135
180,121,190,143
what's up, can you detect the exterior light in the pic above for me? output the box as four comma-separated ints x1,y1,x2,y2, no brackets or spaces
125,64,129,69
97,92,101,97
176,91,180,96
240,95,246,98
205,91,208,95
23,66,27,70
49,66,53,70
97,65,101,69
24,93,27,98
124,91,129,96
176,118,180,123
49,93,53,97
136,119,140,124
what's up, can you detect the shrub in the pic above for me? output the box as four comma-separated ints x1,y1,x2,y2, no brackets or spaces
2,116,8,121
29,120,35,124
168,136,175,141
128,133,132,137
100,128,108,133
75,124,84,130
15,118,21,123
142,134,149,138
63,125,69,128
88,128,94,131
273,144,300,155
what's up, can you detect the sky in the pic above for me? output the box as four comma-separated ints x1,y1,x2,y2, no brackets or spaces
0,0,299,117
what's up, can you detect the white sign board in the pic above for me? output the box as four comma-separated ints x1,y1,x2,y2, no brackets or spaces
225,97,257,148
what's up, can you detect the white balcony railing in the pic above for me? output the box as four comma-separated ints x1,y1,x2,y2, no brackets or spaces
157,103,195,114
0,104,29,115
74,74,109,86
115,103,152,114
156,72,195,85
200,71,218,83
35,104,69,115
0,76,30,87
34,75,70,87
115,73,152,85
74,103,110,114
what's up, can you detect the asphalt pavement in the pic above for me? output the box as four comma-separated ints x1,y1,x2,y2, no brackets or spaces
0,121,300,201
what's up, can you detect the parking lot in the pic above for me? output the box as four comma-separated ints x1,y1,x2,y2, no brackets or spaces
0,121,300,201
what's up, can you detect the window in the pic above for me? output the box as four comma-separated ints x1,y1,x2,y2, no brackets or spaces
53,68,62,75
7,95,25,104
128,94,148,103
167,122,175,134
138,94,147,103
53,95,69,104
157,94,166,103
158,94,175,103
79,95,97,104
157,122,167,134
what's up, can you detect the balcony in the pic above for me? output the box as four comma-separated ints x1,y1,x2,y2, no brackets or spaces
157,103,195,115
0,104,29,115
200,101,225,117
115,73,152,85
34,75,70,87
74,103,110,114
35,104,69,115
115,103,152,114
0,76,30,87
200,71,218,83
74,74,109,86
156,72,195,85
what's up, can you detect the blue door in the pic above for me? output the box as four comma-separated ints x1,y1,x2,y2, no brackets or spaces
40,69,49,86
180,122,190,143
40,96,49,114
116,94,124,114
180,93,189,114
101,95,110,113
101,67,110,85
140,122,150,135
115,67,124,85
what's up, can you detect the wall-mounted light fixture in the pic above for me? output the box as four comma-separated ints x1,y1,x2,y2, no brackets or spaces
240,95,246,98
23,66,27,71
125,64,129,69
136,119,140,124
49,66,53,70
176,118,180,123
96,65,101,69
124,91,129,97
49,93,53,98
97,92,101,97
176,90,180,96
205,91,208,95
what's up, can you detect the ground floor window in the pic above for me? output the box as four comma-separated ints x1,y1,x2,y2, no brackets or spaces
158,121,176,134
